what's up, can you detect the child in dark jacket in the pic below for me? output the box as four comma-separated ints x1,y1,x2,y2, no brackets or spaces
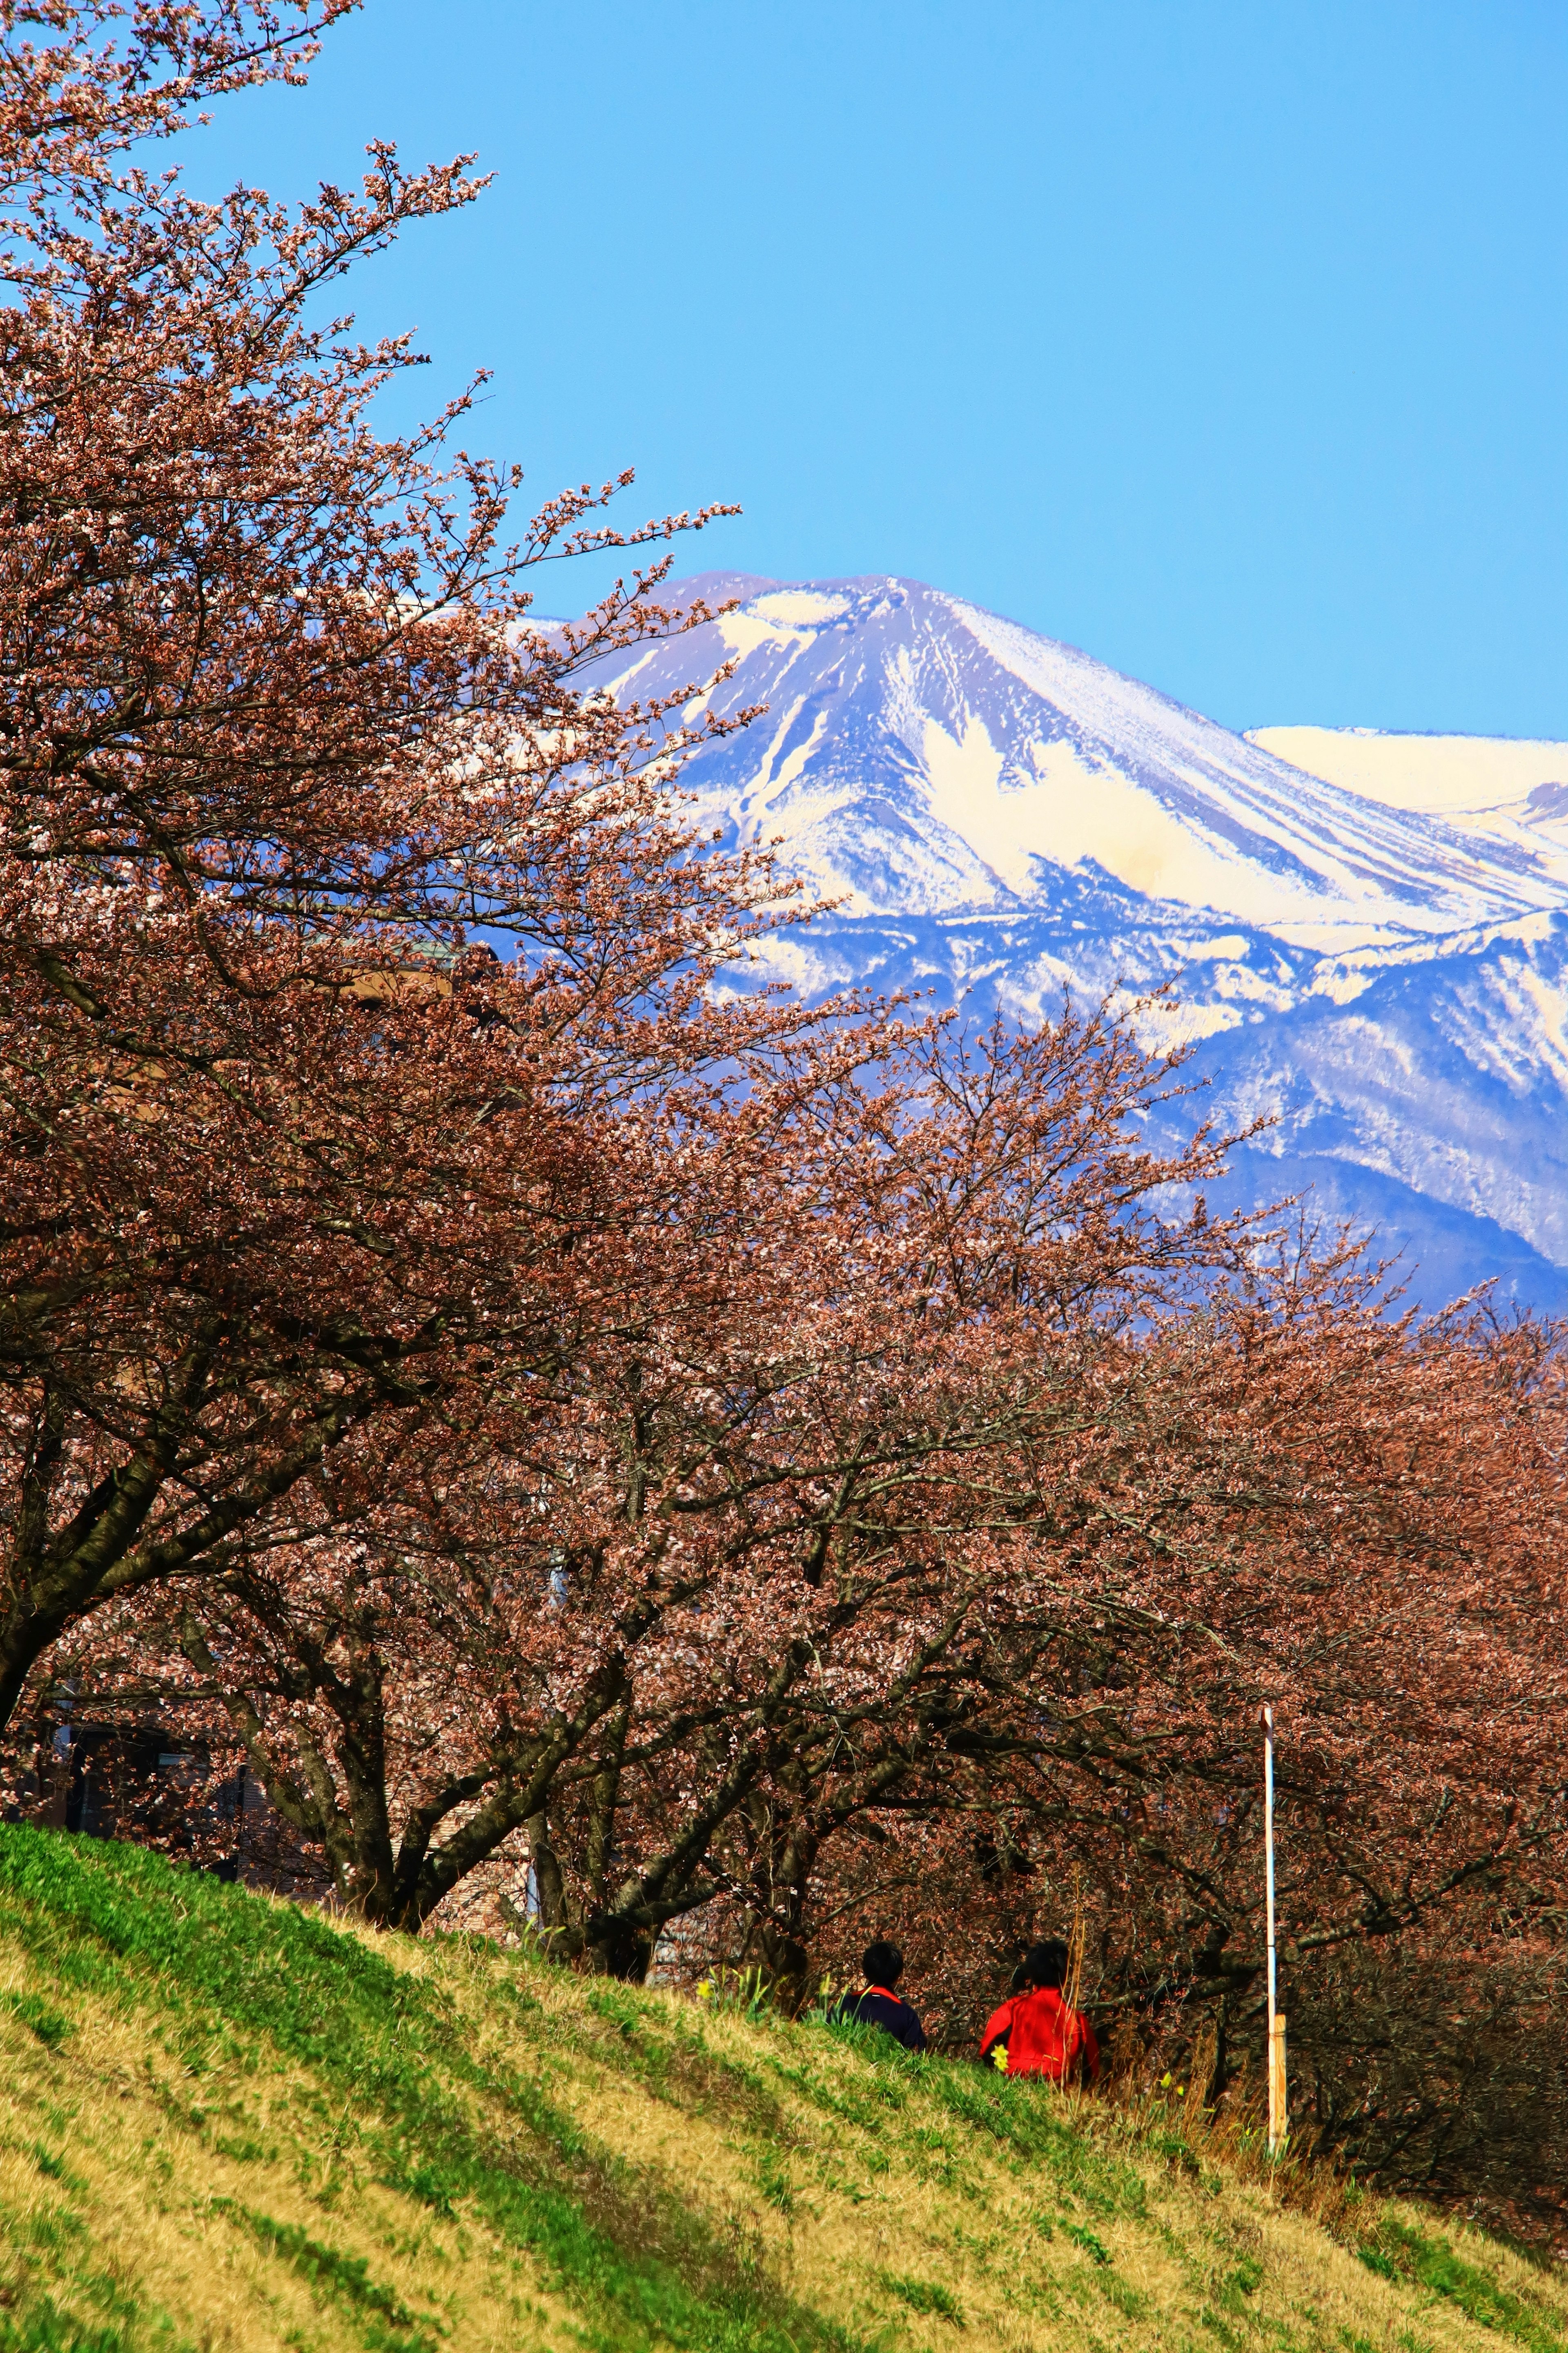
980,1939,1099,2084
832,1940,929,2052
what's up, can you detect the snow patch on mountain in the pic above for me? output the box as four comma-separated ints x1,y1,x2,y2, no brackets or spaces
1247,725,1568,813
1247,725,1568,899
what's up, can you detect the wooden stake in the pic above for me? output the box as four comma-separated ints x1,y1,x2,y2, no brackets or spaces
1262,1702,1287,2157
1270,2012,1288,2155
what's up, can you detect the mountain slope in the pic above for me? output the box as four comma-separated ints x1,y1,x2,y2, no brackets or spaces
4,1828,1568,2353
1248,727,1568,897
579,578,1568,1309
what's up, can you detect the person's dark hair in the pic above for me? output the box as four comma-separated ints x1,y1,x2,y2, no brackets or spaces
862,1940,904,1988
1021,1938,1069,1990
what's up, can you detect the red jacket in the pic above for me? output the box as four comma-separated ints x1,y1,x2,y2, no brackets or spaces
980,1985,1100,2084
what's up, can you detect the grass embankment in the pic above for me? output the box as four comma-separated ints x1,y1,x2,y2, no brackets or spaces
1,1829,1563,2353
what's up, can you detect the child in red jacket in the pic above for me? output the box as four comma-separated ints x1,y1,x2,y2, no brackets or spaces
980,1939,1100,2084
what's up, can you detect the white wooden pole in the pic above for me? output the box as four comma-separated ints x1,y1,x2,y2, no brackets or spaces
1262,1702,1287,2156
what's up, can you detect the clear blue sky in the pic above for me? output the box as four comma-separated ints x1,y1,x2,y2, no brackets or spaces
192,0,1566,736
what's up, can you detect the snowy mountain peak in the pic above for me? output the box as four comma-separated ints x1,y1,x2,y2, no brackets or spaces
577,575,1568,1314
597,575,1561,950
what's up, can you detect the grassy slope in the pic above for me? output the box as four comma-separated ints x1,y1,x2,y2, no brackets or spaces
1,1830,1563,2353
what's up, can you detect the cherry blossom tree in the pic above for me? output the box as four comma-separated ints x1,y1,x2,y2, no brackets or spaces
0,0,806,1735
54,1002,1247,1933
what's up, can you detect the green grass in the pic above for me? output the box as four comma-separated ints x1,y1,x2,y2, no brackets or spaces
1,1826,1565,2353
879,2272,966,2326
1358,2219,1565,2353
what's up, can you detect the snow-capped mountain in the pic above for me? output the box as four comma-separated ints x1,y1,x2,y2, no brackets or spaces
579,575,1568,1311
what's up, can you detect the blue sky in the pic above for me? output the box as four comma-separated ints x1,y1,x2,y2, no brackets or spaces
192,0,1566,737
